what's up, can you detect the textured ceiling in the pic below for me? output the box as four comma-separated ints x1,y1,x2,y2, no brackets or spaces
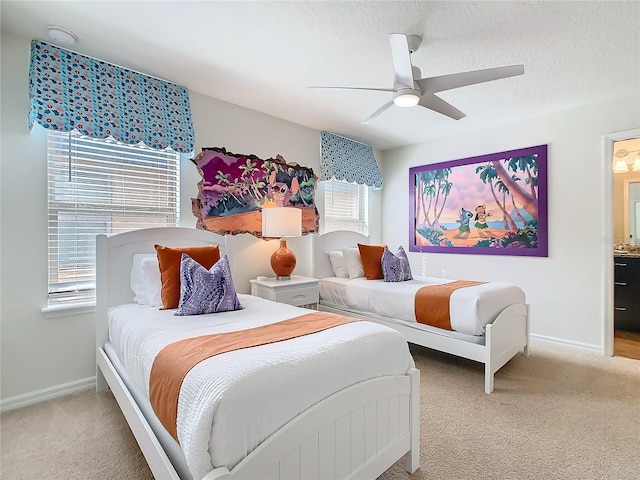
2,1,639,150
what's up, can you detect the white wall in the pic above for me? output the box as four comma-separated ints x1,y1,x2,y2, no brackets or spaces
380,94,640,350
0,32,382,402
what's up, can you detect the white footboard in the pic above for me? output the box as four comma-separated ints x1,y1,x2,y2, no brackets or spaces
99,342,419,480
205,368,421,480
484,303,530,393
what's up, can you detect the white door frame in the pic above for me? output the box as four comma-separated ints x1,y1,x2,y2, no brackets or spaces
603,128,640,356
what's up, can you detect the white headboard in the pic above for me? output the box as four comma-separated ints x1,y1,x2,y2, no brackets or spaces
312,230,369,279
96,227,226,309
96,227,317,348
96,227,226,347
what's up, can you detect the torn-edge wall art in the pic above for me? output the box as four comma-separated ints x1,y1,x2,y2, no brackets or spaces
191,147,319,237
409,144,548,257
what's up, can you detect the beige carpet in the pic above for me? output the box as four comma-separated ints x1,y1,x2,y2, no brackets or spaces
2,340,639,480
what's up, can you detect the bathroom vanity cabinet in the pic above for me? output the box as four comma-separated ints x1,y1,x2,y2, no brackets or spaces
614,255,640,332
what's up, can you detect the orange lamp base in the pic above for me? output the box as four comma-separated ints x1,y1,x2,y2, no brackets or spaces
271,239,296,280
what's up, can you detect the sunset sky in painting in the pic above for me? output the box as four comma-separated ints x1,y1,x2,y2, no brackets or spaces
435,164,494,223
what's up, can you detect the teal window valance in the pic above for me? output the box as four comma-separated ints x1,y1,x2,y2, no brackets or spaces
320,131,383,189
28,40,195,153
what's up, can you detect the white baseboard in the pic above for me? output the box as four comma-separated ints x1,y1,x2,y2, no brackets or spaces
1,376,96,413
530,333,603,355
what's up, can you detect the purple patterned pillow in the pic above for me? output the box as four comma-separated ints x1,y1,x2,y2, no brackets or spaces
381,246,413,282
175,254,243,316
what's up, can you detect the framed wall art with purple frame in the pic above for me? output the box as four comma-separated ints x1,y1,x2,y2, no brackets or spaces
409,144,548,257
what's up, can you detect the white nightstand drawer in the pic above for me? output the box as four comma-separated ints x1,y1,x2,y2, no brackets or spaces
273,285,319,307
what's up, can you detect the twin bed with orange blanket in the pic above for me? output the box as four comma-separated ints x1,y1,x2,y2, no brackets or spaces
96,227,420,480
313,231,530,394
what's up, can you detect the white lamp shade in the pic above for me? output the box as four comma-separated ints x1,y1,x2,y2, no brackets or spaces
613,159,629,174
262,207,302,237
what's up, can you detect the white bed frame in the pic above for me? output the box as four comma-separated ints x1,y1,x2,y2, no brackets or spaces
312,231,530,394
96,227,420,480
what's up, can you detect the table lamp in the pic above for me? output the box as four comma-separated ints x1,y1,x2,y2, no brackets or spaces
262,207,302,280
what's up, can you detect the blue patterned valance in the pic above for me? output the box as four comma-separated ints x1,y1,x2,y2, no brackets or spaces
28,40,194,153
320,131,383,189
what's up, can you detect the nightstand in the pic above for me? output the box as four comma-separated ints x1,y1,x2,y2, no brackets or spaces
250,275,319,309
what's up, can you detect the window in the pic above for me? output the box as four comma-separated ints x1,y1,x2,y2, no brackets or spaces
47,130,180,306
322,178,369,235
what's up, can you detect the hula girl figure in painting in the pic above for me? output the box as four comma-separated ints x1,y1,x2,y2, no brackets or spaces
474,204,492,230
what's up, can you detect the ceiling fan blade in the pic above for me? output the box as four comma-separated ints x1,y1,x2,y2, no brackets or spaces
389,33,415,88
417,64,524,94
361,100,395,125
307,86,394,92
418,94,466,120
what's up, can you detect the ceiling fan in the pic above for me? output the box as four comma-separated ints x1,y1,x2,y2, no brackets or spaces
309,33,524,124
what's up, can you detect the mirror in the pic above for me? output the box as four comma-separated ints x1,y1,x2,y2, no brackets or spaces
635,202,640,244
625,181,640,245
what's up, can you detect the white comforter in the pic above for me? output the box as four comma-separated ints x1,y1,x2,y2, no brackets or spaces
108,294,414,479
319,276,526,336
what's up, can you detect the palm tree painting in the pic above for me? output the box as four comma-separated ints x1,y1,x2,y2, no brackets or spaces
409,144,548,257
190,147,319,237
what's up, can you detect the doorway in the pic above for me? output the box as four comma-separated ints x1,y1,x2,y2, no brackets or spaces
608,133,640,359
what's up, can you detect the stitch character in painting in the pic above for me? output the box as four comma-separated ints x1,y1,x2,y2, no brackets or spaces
267,169,299,207
455,208,473,238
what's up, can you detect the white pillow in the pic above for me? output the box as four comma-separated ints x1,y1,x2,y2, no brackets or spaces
130,254,155,304
141,256,162,307
327,250,349,278
342,248,365,279
130,254,162,305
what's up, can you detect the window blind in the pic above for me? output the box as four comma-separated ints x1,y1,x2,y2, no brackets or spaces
322,178,369,235
47,130,180,305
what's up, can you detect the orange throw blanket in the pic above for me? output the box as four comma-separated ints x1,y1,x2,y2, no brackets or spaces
149,311,357,442
414,280,486,330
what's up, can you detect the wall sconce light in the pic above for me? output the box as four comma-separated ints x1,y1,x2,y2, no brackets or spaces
613,157,629,173
262,207,302,280
613,149,640,174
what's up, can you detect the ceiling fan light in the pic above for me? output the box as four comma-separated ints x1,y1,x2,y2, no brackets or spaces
393,93,419,108
613,158,629,174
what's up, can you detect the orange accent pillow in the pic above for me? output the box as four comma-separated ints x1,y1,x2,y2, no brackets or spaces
155,244,221,309
357,243,386,280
